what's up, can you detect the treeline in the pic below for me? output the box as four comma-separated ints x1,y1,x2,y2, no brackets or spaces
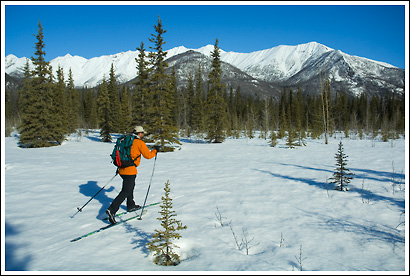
5,19,405,148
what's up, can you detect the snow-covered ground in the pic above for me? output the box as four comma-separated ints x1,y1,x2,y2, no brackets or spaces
3,131,408,272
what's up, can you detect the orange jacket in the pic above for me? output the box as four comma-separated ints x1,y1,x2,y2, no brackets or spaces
118,137,157,175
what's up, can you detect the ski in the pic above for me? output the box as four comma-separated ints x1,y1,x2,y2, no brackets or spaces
103,202,160,220
70,209,148,242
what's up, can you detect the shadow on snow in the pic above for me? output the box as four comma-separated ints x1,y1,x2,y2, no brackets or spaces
276,163,405,184
123,223,153,257
78,181,116,220
255,165,405,210
299,208,405,247
5,221,32,271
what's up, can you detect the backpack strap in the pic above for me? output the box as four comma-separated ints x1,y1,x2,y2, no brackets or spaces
128,135,141,167
132,154,141,166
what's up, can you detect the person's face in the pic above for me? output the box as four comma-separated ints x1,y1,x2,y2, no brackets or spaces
138,132,144,139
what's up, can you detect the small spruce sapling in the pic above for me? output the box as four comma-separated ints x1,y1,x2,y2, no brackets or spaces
147,180,187,266
286,129,298,149
329,141,354,191
269,131,278,147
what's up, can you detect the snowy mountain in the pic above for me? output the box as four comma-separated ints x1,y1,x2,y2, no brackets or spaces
281,48,405,97
150,50,283,99
220,42,333,82
5,42,404,97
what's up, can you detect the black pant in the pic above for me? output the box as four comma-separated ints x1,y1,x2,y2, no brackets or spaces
108,174,137,214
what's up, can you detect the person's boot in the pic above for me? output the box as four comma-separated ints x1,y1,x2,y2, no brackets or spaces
127,205,141,212
106,208,116,224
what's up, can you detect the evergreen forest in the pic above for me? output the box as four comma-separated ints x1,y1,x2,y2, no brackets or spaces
4,19,406,148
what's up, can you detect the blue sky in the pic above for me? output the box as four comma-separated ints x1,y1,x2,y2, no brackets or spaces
3,3,407,68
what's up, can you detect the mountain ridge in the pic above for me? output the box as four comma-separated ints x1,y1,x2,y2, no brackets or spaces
5,41,404,98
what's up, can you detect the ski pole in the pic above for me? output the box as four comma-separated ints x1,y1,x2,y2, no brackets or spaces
71,170,119,218
138,153,158,220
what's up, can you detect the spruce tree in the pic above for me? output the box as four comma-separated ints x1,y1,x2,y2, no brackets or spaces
278,101,287,139
5,89,12,136
246,97,256,139
170,66,179,128
295,88,306,145
287,89,294,128
52,65,68,136
18,60,33,130
294,88,306,146
320,78,331,144
192,63,205,135
147,16,180,150
205,39,227,143
184,72,195,136
147,180,187,266
285,128,298,149
368,95,380,136
118,86,132,134
329,141,354,191
294,88,304,132
82,88,98,129
269,130,278,147
226,86,234,137
97,77,112,142
46,64,66,142
334,92,349,133
108,63,121,133
66,68,80,134
286,126,298,149
178,87,187,134
55,65,67,128
234,86,243,137
133,41,152,127
308,96,324,139
261,97,272,139
19,21,65,147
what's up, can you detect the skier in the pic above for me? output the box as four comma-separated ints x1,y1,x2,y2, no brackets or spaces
106,126,158,224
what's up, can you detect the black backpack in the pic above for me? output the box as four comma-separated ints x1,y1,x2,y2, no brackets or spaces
111,135,140,168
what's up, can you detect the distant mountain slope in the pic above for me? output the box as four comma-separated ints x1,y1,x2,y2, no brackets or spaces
163,50,282,99
5,42,404,98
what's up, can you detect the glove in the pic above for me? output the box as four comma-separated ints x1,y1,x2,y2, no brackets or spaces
153,145,161,152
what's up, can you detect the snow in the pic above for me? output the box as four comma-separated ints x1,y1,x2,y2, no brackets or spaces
6,41,394,88
220,42,332,76
4,55,33,76
3,130,407,272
